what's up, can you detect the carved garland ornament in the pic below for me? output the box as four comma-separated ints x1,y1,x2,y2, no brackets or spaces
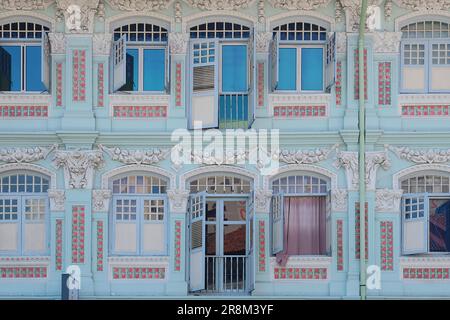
375,189,403,212
388,145,450,164
274,144,339,165
268,0,332,10
0,145,56,163
99,145,169,165
185,0,256,10
92,189,112,212
106,0,172,11
392,0,450,10
48,189,66,212
0,0,53,10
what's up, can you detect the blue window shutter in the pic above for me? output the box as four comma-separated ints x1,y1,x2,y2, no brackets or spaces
270,33,279,91
402,194,429,255
221,45,247,92
189,192,206,292
301,47,324,91
112,35,127,91
325,32,336,91
271,194,284,254
143,48,165,91
278,48,297,90
26,46,45,92
41,32,50,92
0,46,21,91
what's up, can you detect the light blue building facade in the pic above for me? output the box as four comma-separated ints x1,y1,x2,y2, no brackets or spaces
1,0,450,299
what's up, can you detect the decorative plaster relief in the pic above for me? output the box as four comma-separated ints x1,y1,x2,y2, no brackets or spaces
268,0,332,10
48,33,66,54
339,0,383,32
0,0,52,10
167,189,190,213
93,33,112,55
99,145,169,165
274,144,338,165
53,150,104,189
168,33,189,55
255,189,272,214
255,32,272,53
48,189,66,212
388,145,450,164
56,0,101,33
375,189,403,212
106,0,172,11
372,32,402,53
392,0,450,10
0,145,56,163
331,189,348,212
185,0,255,10
92,189,112,212
334,151,358,190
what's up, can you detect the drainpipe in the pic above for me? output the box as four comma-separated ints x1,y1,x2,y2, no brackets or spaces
358,0,368,301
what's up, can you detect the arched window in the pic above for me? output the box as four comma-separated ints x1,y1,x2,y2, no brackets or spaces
270,173,331,260
400,19,450,93
0,171,49,255
271,20,335,93
188,21,253,129
189,174,252,194
401,172,450,255
111,21,168,93
0,19,50,92
110,174,168,255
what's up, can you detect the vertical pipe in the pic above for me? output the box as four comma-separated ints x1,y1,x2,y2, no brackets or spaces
358,0,368,301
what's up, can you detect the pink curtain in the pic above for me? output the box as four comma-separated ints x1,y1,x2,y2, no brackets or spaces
276,196,326,266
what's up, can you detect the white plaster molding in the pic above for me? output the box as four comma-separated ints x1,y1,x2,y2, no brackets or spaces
333,151,358,190
0,11,55,31
182,10,256,32
174,1,182,23
48,33,66,55
185,0,256,10
190,149,249,166
372,31,402,53
101,164,176,189
108,256,170,263
375,188,403,213
0,0,53,10
180,165,259,189
392,163,450,189
264,163,338,190
255,32,272,53
392,0,450,11
48,189,65,212
339,0,383,32
92,33,112,55
56,0,100,33
53,150,104,189
255,188,273,214
257,0,265,23
400,256,450,267
267,10,335,31
168,32,189,55
336,32,347,54
398,93,450,104
270,256,332,266
388,145,450,164
0,145,56,163
267,0,332,10
269,93,331,105
99,145,170,165
0,163,56,188
109,94,170,105
167,189,190,213
385,0,393,21
274,144,339,165
395,10,450,31
0,256,50,264
106,0,173,11
366,151,391,191
0,93,51,105
105,11,172,32
92,189,112,212
331,189,348,212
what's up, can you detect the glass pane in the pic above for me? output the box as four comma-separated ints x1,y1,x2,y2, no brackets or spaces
0,46,21,91
221,45,247,92
25,46,44,91
429,198,450,253
205,224,216,255
206,201,217,221
143,49,165,91
223,224,246,255
223,201,246,222
121,48,138,91
278,47,297,90
301,48,323,91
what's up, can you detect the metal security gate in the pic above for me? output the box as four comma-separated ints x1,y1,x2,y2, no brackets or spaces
189,196,253,295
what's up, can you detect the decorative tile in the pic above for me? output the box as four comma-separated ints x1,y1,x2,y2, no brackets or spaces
403,268,450,280
355,202,368,260
0,267,47,278
56,219,63,271
336,60,342,106
0,106,48,118
113,106,168,118
56,63,63,107
378,62,391,106
175,63,182,107
97,63,104,107
273,267,327,280
273,105,326,118
72,206,85,264
401,105,450,117
72,50,86,102
380,221,393,271
354,48,368,101
112,267,166,279
257,62,265,108
174,220,182,272
337,219,344,271
96,220,104,271
258,220,266,272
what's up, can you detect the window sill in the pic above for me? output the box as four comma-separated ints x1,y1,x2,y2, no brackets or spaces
269,92,331,104
108,256,169,264
398,93,450,104
0,256,50,265
109,93,170,105
0,93,51,104
400,255,450,265
269,255,332,267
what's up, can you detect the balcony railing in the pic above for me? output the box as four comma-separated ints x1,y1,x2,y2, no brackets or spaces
203,255,248,295
219,93,249,129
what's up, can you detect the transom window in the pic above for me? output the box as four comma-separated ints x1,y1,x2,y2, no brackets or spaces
400,19,450,93
189,175,252,194
111,174,167,256
401,173,450,255
190,22,250,39
271,20,335,93
0,171,49,255
111,22,168,93
0,20,50,92
271,175,328,194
